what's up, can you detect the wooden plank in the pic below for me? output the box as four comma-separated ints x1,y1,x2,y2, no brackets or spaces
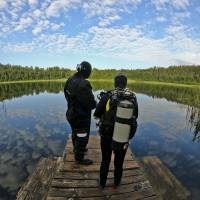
47,193,159,200
66,135,100,146
51,174,145,188
65,149,134,163
141,156,190,200
17,135,160,200
109,190,157,200
65,150,133,162
53,168,143,180
67,141,100,149
65,137,134,158
48,181,154,198
59,160,140,172
66,148,101,154
16,158,58,200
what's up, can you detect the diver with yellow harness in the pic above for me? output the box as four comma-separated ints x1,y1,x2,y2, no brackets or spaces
94,74,138,188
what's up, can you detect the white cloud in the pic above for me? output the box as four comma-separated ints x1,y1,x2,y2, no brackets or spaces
15,17,33,31
0,0,199,67
1,26,10,33
174,11,190,18
4,42,35,53
32,20,50,35
82,0,142,31
88,26,142,50
28,0,38,7
0,0,142,38
83,2,116,17
46,0,80,17
165,24,187,35
152,0,169,10
32,9,43,18
172,0,189,9
99,15,121,26
83,0,141,18
37,33,88,53
152,0,190,9
156,16,166,22
0,0,7,10
51,23,64,31
11,0,26,10
2,24,200,66
86,25,200,66
32,26,42,35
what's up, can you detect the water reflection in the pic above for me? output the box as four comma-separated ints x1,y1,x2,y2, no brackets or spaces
1,82,199,141
0,81,200,199
187,107,200,142
0,82,64,101
127,83,200,142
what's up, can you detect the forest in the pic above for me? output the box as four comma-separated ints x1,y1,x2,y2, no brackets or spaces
0,63,200,84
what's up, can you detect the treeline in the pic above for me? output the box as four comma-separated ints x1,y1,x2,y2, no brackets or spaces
0,63,200,84
0,64,73,82
92,66,200,84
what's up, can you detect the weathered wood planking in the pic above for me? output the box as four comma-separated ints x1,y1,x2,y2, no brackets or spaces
46,135,159,200
17,134,191,199
141,156,190,200
16,158,58,200
53,168,143,180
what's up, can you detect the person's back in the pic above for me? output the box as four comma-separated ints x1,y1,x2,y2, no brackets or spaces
64,61,96,165
65,72,96,124
94,74,138,187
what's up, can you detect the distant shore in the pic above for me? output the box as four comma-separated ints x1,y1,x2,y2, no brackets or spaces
0,79,200,89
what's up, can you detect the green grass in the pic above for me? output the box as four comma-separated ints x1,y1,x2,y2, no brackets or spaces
0,78,200,89
0,79,66,84
91,79,200,88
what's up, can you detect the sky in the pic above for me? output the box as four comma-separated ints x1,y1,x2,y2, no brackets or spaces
0,0,200,69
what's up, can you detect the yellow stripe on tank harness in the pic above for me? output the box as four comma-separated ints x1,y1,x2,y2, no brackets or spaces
106,98,111,112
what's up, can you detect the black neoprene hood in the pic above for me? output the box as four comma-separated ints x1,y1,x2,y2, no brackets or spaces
114,74,127,88
78,61,92,79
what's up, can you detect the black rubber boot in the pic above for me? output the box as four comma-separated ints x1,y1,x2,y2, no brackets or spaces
98,180,105,189
76,159,93,165
84,148,88,153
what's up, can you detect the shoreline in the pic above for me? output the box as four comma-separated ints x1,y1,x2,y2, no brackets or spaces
0,79,200,89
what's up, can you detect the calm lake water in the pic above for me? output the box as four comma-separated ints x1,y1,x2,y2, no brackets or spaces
0,82,200,199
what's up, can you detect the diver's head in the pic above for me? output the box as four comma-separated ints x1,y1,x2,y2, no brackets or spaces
114,74,127,89
76,61,92,79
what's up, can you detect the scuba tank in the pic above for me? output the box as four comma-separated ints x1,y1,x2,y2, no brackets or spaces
112,98,134,143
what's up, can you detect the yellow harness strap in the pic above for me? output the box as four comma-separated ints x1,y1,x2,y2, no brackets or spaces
106,98,111,112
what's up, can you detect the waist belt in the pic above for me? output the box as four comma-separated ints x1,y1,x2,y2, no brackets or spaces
115,116,134,125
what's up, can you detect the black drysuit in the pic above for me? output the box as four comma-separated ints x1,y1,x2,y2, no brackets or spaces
94,88,138,186
64,73,96,161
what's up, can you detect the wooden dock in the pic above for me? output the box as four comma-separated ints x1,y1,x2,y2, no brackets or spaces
17,135,160,200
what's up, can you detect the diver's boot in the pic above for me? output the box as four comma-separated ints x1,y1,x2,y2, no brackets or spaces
83,148,88,154
76,159,93,165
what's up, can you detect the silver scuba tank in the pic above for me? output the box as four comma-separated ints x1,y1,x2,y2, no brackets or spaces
112,100,134,143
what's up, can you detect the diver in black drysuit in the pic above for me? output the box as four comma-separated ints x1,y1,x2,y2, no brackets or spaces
94,74,138,187
64,61,96,165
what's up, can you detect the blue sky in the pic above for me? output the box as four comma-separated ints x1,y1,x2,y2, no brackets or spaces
0,0,200,69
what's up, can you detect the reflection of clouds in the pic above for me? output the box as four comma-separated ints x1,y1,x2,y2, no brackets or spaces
132,99,200,199
0,83,200,199
138,95,186,121
162,155,177,168
8,108,35,118
0,93,69,198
